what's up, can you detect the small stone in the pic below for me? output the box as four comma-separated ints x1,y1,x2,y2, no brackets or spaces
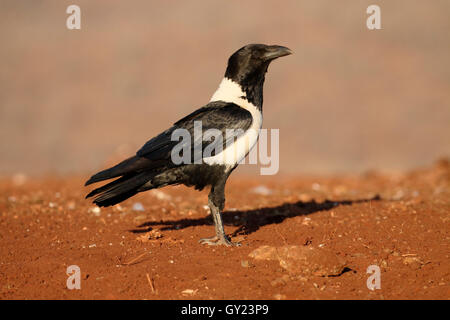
403,256,423,269
136,230,162,242
312,183,321,191
392,190,404,200
271,275,290,287
151,190,172,200
132,202,145,211
89,207,101,215
251,185,273,196
134,215,146,221
67,201,76,210
181,289,198,296
248,245,277,260
241,260,253,268
249,245,347,277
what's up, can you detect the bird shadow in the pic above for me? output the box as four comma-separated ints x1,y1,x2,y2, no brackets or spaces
130,195,380,237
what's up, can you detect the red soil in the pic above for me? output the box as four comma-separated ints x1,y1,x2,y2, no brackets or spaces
0,161,448,299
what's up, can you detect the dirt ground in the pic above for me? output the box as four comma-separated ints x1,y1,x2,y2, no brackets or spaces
0,160,448,300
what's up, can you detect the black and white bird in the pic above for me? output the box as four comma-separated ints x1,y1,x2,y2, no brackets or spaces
85,44,292,246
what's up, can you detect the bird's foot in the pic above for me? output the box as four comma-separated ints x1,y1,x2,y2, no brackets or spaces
198,235,241,247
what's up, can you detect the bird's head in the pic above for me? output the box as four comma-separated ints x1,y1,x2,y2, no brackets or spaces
225,44,292,86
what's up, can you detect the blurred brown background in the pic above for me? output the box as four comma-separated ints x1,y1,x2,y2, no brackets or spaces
1,0,449,177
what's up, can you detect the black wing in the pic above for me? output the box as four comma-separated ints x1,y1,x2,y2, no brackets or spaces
86,101,253,186
136,101,253,161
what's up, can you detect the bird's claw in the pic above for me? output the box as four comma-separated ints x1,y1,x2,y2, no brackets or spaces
199,235,241,247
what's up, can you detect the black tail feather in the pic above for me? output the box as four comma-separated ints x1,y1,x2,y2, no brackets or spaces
85,174,132,199
93,189,140,207
87,172,153,207
85,156,155,186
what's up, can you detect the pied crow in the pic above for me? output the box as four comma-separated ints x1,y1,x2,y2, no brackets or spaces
85,44,292,246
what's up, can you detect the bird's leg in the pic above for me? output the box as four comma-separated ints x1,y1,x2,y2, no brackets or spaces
199,180,240,247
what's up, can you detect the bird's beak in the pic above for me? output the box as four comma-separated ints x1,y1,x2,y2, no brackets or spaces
263,45,293,60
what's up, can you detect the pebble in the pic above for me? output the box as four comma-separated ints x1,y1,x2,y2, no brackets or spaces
89,207,101,215
152,190,172,200
241,260,252,268
270,275,290,287
251,185,273,195
249,245,347,277
392,189,405,200
181,289,198,296
132,202,145,211
273,293,286,300
67,201,76,210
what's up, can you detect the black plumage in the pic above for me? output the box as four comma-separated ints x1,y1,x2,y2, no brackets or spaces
85,44,291,246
